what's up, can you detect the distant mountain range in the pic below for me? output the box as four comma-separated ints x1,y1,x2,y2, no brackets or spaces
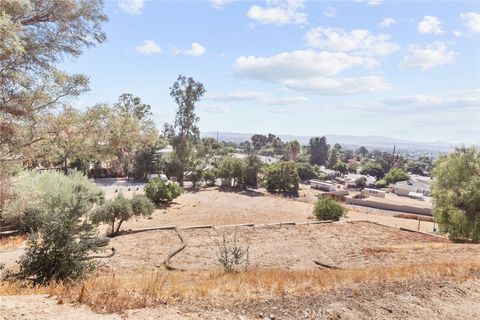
202,131,457,153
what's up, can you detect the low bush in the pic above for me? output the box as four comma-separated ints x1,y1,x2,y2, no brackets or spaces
91,194,154,236
11,171,107,283
144,178,182,205
215,231,249,273
313,197,346,221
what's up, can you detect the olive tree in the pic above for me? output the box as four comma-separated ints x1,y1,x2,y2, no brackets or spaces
91,194,154,236
7,171,107,283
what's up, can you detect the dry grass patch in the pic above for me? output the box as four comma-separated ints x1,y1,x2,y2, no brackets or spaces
40,260,480,313
0,235,26,250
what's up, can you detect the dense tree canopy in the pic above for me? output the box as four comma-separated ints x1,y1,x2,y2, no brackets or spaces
0,0,107,160
432,147,480,241
309,136,329,166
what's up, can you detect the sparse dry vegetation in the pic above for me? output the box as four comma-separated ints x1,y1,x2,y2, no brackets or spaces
1,260,477,313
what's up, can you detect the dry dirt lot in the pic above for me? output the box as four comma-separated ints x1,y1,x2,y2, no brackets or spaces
2,185,480,320
116,186,435,232
106,221,456,274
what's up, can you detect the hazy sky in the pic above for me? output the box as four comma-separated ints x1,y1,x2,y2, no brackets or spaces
61,0,480,144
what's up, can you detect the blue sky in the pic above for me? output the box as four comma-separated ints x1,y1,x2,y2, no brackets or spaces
61,0,480,144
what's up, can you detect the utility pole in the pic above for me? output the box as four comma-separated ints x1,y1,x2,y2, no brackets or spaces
216,131,219,143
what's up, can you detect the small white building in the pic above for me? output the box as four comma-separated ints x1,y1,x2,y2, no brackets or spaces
394,180,430,197
310,180,336,192
344,173,377,187
361,188,386,198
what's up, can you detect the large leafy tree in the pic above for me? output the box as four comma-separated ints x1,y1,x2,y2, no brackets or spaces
0,0,107,161
169,75,206,185
309,136,330,166
432,147,480,241
265,161,299,194
360,161,385,178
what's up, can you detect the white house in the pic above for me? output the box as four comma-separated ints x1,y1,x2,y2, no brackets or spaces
310,180,336,192
393,180,430,197
344,173,376,187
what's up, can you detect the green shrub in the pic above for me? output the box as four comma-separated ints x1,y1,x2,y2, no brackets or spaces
296,162,318,180
144,178,182,205
203,168,217,186
217,157,245,187
265,161,299,194
313,197,346,221
375,179,388,188
384,168,410,185
11,171,106,283
91,194,154,236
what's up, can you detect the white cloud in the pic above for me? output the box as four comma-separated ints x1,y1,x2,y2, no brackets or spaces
323,7,336,18
206,91,307,105
355,0,383,6
233,50,391,95
234,50,372,80
172,42,206,57
381,91,480,111
210,0,235,9
305,27,399,57
203,105,230,113
399,42,455,70
119,0,144,15
135,40,162,55
417,15,444,34
281,76,391,94
453,30,463,37
460,12,480,33
380,17,396,28
247,0,308,25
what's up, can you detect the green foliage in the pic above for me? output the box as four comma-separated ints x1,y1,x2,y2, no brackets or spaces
168,75,205,185
1,0,107,162
296,162,319,180
4,171,104,232
265,161,299,194
313,197,346,221
333,161,348,174
91,194,154,236
10,171,106,283
309,136,330,166
375,179,388,188
360,161,385,178
215,231,249,273
327,148,339,169
203,168,217,186
144,178,182,205
218,157,246,187
432,147,480,241
384,168,410,185
355,177,367,188
244,154,263,187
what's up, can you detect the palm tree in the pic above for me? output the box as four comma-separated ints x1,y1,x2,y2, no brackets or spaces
287,140,301,162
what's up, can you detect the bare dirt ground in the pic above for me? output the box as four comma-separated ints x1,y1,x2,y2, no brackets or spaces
2,276,480,320
105,221,456,274
116,186,435,232
2,185,480,319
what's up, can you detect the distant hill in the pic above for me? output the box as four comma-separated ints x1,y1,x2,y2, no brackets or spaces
201,131,456,153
